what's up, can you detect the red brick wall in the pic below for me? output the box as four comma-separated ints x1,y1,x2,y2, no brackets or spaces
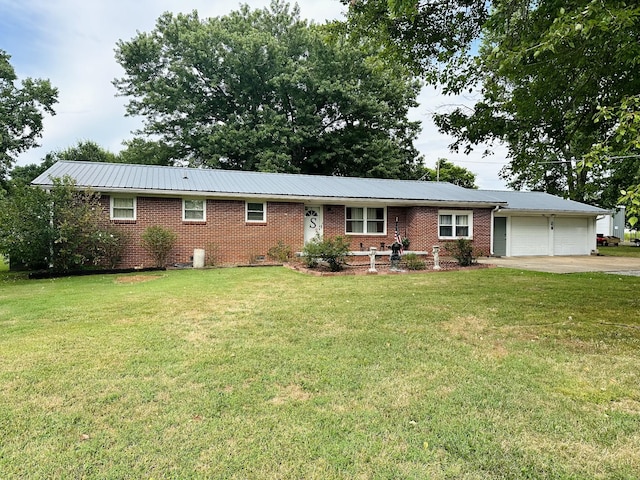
325,205,491,254
406,206,491,254
102,196,304,268
100,196,492,267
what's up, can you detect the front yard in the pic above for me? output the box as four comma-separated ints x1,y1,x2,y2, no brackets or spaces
1,266,639,479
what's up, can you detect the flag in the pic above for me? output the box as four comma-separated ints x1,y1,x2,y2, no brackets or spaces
394,228,403,254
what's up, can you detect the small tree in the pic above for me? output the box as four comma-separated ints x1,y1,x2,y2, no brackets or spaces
141,226,177,267
302,236,351,272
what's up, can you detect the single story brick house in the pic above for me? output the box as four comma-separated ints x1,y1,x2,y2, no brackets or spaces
32,161,608,267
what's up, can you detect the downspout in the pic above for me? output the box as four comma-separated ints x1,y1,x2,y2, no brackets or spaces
47,188,54,270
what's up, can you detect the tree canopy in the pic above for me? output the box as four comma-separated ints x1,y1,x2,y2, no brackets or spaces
432,0,640,206
0,50,58,189
113,1,423,179
417,158,477,188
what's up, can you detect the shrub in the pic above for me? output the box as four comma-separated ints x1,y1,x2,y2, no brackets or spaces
0,176,126,273
444,238,477,267
403,252,426,270
93,227,127,269
141,226,178,267
302,235,351,271
267,241,293,263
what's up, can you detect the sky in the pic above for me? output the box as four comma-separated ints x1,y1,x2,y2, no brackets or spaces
1,0,508,189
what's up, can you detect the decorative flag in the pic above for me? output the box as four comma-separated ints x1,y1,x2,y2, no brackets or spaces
394,228,403,254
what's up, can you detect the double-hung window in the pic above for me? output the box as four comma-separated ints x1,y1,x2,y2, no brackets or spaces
246,201,266,222
345,207,385,234
438,211,472,239
110,196,136,220
183,199,206,221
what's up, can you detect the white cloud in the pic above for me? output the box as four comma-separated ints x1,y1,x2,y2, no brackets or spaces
5,0,507,188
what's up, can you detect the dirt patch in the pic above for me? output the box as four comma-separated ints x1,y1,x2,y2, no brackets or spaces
269,384,312,404
114,275,163,284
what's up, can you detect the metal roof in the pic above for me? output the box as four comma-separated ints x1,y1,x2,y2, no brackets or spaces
32,161,507,206
31,161,607,214
487,190,608,215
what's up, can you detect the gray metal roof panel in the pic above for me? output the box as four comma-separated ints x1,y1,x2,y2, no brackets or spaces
32,161,506,204
487,190,608,214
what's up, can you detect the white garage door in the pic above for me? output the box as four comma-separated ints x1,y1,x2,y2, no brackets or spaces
554,217,589,255
510,216,549,256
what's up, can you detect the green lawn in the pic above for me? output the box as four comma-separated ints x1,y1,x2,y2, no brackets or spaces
1,266,639,479
599,245,640,258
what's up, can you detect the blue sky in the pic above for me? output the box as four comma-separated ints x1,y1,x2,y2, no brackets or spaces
1,0,507,189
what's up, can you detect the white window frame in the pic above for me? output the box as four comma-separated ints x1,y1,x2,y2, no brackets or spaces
438,210,473,239
110,196,136,220
246,201,266,223
182,198,206,222
345,206,387,235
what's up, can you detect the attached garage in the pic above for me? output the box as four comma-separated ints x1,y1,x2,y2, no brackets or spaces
491,191,607,257
554,217,590,255
510,216,550,256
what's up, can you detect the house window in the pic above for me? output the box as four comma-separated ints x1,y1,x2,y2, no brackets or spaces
110,196,136,220
345,207,386,235
183,199,206,221
246,201,266,222
439,211,473,238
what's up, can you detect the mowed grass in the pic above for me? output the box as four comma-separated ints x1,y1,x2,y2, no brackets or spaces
1,266,639,479
599,245,640,258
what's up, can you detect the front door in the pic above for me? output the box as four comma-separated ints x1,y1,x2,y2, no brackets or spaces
493,217,507,256
304,206,323,244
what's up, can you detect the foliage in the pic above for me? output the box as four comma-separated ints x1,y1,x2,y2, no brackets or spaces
401,236,410,250
0,176,126,272
416,158,477,188
114,1,422,179
402,252,425,270
93,227,128,269
0,50,58,189
267,240,293,263
342,0,488,80
301,235,351,271
444,238,478,267
48,140,119,163
0,182,52,270
432,1,640,205
141,226,178,267
118,138,175,166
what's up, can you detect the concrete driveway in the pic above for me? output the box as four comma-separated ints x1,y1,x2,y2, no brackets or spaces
477,255,640,275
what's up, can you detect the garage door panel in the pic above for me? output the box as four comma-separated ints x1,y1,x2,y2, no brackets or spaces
510,217,549,256
554,217,589,255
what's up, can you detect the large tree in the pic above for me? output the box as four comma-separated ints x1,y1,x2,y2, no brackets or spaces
0,50,58,189
113,1,422,178
432,0,640,206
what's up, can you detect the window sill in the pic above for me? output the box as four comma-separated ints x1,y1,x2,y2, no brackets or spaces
111,219,136,224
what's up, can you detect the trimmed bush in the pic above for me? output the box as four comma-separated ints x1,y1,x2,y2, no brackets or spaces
141,226,178,267
403,252,426,270
444,238,477,267
267,241,293,263
302,235,351,271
